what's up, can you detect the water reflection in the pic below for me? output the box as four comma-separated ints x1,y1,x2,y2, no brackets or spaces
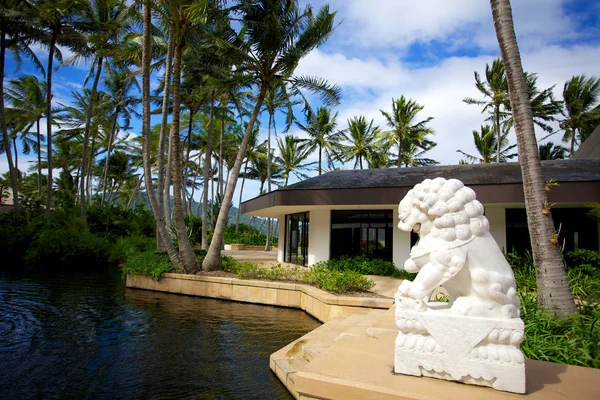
0,269,320,399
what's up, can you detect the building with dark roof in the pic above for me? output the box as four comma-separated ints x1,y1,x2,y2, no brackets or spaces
240,158,600,267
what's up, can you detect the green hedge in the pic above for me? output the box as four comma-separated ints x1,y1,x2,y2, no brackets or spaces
313,255,416,280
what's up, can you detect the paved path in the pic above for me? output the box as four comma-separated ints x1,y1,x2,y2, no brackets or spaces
222,250,278,263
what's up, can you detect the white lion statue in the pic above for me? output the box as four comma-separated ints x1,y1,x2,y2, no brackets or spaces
396,177,520,319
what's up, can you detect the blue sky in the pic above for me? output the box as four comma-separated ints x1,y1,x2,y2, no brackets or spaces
2,0,600,206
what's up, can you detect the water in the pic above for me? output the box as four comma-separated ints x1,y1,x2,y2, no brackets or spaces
0,268,320,399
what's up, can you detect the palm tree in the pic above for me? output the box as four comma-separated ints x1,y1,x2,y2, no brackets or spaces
4,75,47,197
202,0,340,271
35,0,89,218
339,116,379,169
1,0,44,218
456,125,517,163
490,0,576,315
67,0,131,216
463,59,508,163
236,124,263,231
379,96,435,167
275,134,314,186
141,0,181,268
246,144,283,194
398,133,439,167
100,62,140,204
538,142,568,160
262,83,294,250
297,106,340,175
560,75,600,155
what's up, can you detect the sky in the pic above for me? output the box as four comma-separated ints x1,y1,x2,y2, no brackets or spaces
2,0,600,208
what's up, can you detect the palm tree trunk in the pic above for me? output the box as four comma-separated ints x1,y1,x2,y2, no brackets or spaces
12,138,18,172
164,125,174,226
359,155,363,169
189,153,201,214
495,104,501,163
490,0,576,315
203,86,268,271
201,92,215,250
37,119,42,197
182,110,194,214
0,30,19,218
87,130,97,200
170,41,198,273
318,145,322,175
101,107,120,204
142,0,180,266
569,125,576,156
158,27,174,217
265,111,273,251
219,109,224,197
127,174,143,209
80,56,103,217
397,137,402,167
44,32,59,219
236,160,248,233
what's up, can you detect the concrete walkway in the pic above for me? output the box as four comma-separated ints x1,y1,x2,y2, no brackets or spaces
222,249,278,263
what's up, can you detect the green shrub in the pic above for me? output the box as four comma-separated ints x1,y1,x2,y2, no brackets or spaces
565,249,600,270
223,224,277,246
314,255,416,280
302,265,374,293
109,236,157,264
24,228,111,267
121,251,174,280
86,203,155,239
520,291,600,368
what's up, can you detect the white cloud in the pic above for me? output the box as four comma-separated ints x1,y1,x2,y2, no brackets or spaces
296,44,600,166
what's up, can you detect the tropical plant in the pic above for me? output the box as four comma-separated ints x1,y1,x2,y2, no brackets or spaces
4,75,47,197
559,75,600,155
339,116,379,169
34,0,89,218
490,0,576,315
457,125,517,163
378,96,435,167
202,0,341,271
297,106,341,175
538,142,568,160
275,134,314,186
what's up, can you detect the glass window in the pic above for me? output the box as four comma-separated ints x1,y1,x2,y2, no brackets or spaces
330,210,393,261
284,212,310,266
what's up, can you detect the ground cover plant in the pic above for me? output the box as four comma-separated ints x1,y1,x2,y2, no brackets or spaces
507,249,600,368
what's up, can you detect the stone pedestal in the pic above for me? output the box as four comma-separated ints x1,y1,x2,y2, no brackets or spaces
395,303,526,394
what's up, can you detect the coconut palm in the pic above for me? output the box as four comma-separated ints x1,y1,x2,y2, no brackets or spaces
65,0,132,216
34,0,89,218
463,59,508,163
1,0,45,218
275,134,314,186
559,75,600,155
490,0,576,315
4,75,47,196
538,142,568,160
456,125,517,163
203,0,340,270
100,62,140,204
398,133,439,167
339,116,379,169
236,124,263,231
141,0,181,268
378,96,435,168
297,106,340,175
246,143,284,194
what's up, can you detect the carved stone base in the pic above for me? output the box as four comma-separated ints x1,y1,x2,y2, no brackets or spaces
394,303,526,394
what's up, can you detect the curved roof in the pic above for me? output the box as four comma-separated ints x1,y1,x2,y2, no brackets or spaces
241,159,600,216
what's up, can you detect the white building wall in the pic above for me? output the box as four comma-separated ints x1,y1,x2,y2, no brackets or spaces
485,206,507,251
277,215,285,263
393,210,412,269
308,209,330,266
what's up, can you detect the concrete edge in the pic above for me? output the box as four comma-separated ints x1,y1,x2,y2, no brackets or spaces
125,272,393,323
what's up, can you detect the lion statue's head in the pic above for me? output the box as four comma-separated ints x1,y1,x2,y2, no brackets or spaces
398,177,489,243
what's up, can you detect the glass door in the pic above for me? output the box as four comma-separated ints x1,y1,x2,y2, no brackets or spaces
285,212,309,266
